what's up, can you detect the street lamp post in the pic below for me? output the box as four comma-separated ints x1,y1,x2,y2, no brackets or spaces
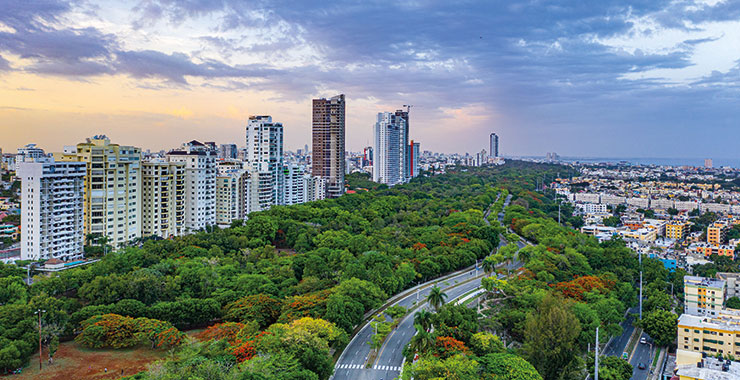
35,309,46,370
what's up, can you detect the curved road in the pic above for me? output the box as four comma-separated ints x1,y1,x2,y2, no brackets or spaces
332,193,519,380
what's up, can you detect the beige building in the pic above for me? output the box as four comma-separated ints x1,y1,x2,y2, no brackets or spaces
708,221,728,246
166,141,217,233
717,272,740,301
674,349,740,380
141,160,185,238
56,135,141,246
667,221,689,240
684,276,726,317
678,310,740,358
216,169,251,227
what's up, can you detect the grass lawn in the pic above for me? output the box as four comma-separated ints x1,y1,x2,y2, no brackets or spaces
11,340,170,380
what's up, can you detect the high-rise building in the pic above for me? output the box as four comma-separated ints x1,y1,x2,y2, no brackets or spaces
363,146,373,167
283,164,308,205
373,112,407,186
409,140,420,178
312,94,346,198
166,141,217,233
216,169,251,227
141,160,186,238
395,109,410,181
56,135,141,247
705,159,713,168
18,158,86,261
246,115,283,206
219,144,238,160
489,133,499,158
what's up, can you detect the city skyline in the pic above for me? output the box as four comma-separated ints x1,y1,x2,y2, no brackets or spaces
2,1,739,157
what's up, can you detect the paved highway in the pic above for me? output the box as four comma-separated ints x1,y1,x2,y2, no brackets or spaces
602,308,637,358
331,194,511,380
629,332,653,380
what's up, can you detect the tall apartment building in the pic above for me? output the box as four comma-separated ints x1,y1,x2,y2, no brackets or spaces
56,135,141,246
17,143,47,161
677,310,740,357
395,109,410,181
409,140,420,178
216,171,248,227
373,112,404,185
246,115,283,206
489,133,499,158
166,141,217,233
685,276,726,317
306,176,326,202
141,160,185,238
312,94,346,198
708,221,728,245
218,144,238,160
18,158,86,261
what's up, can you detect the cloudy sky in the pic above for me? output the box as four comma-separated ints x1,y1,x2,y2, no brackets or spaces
1,0,739,157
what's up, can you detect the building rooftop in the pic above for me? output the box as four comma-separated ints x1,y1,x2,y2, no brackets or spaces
678,312,740,332
676,356,740,380
685,275,726,289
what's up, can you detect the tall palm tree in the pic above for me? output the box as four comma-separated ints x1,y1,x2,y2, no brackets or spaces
408,324,434,356
481,256,496,275
426,286,448,311
414,309,433,331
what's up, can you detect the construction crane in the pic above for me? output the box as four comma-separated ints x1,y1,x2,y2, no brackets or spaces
403,104,413,114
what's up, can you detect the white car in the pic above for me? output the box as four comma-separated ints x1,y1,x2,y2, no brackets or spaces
640,337,647,344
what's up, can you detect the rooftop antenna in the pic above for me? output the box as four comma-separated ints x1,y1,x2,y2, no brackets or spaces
403,104,413,114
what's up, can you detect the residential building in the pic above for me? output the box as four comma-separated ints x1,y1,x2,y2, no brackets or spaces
690,243,735,259
141,160,185,238
373,111,405,185
312,94,346,198
673,349,740,380
677,310,740,357
489,133,499,158
283,164,307,205
166,141,217,233
409,140,420,178
246,115,283,206
216,169,250,227
395,109,410,181
708,221,728,245
56,135,141,246
17,143,47,161
578,203,608,215
306,176,326,202
18,158,86,261
0,224,18,240
667,221,689,240
717,273,740,300
218,144,238,160
704,159,713,169
684,275,726,316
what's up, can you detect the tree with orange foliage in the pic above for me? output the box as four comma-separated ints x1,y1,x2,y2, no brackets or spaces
434,336,469,358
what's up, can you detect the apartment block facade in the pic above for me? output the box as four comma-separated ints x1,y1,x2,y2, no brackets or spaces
312,94,346,198
246,115,283,207
56,135,141,246
141,160,185,238
678,311,740,358
18,158,86,261
166,141,217,233
685,276,726,317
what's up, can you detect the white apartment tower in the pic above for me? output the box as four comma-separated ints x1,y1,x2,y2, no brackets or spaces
56,136,141,247
141,160,186,238
283,164,308,205
216,168,251,227
246,116,283,206
373,112,405,186
18,158,86,261
166,141,217,233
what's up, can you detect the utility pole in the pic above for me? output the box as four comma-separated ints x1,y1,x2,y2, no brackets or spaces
595,327,599,380
640,271,642,320
35,309,45,370
558,201,561,224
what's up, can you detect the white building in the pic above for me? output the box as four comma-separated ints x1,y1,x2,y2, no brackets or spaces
166,141,217,233
141,160,186,238
18,158,86,261
578,203,608,215
17,143,47,161
246,115,284,206
283,164,308,206
373,112,404,185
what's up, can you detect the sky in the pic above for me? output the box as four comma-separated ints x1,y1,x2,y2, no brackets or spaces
0,0,739,157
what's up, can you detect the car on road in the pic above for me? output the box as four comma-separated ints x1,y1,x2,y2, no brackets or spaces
640,337,647,344
637,362,646,370
622,352,628,360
